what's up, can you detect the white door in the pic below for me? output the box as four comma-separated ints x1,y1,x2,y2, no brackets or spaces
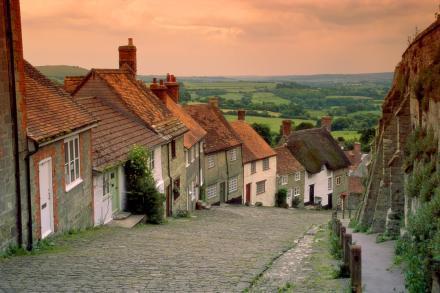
39,158,54,238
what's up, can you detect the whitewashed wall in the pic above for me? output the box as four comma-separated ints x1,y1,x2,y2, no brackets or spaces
152,146,164,193
304,165,333,206
243,156,277,206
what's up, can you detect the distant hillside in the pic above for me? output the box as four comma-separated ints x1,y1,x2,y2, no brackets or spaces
36,65,88,84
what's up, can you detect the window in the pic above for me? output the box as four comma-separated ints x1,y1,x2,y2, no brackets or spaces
229,176,238,193
251,161,256,174
263,158,270,170
294,172,301,181
103,172,110,196
336,176,342,185
229,149,237,161
207,184,217,198
256,180,266,194
328,177,333,190
148,150,155,170
281,175,288,185
64,135,81,190
171,140,176,159
208,155,215,168
288,189,294,198
294,186,300,196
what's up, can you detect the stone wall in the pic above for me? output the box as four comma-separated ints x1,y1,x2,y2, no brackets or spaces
357,18,440,235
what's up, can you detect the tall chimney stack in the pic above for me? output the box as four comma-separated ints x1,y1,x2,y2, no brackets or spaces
237,109,246,121
208,97,219,108
353,142,361,154
164,73,180,103
282,120,292,137
150,78,168,103
118,38,137,77
321,116,332,132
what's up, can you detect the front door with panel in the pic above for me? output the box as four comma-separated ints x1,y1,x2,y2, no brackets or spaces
39,158,54,239
309,184,315,205
106,169,119,214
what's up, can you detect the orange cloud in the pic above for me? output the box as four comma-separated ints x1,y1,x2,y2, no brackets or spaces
20,0,438,75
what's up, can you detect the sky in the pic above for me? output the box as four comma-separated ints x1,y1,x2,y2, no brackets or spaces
21,0,439,76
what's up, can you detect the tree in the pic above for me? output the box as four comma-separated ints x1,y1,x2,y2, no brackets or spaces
251,123,273,145
358,128,376,152
332,117,353,131
125,145,164,224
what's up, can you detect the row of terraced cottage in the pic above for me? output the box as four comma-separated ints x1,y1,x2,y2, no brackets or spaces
0,1,351,250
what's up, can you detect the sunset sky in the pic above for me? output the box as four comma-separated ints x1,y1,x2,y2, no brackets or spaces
21,0,438,76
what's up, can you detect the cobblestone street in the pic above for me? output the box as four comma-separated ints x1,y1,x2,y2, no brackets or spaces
0,206,329,292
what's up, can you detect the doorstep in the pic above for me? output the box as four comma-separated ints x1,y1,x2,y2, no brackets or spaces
107,213,146,229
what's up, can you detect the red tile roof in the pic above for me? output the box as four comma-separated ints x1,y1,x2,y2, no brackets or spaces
74,95,165,170
162,95,206,149
230,120,276,163
75,67,187,140
24,61,96,143
274,145,304,175
184,103,241,154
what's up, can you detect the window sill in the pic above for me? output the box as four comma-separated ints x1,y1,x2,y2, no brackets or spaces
66,178,83,192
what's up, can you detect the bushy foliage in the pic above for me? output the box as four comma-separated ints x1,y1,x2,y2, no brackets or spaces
125,145,164,224
291,196,301,208
276,189,288,208
403,127,438,171
251,123,273,145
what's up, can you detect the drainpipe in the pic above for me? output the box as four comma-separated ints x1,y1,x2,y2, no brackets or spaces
25,139,39,250
5,0,23,247
225,150,229,202
166,143,173,215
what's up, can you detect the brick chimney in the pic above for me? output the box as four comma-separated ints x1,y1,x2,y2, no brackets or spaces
237,109,246,120
150,78,168,103
282,120,292,137
164,73,180,103
118,38,136,77
354,142,361,154
64,76,84,94
321,116,332,132
208,97,219,108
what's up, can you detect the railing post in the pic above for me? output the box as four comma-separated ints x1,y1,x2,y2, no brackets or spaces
350,245,362,293
342,233,352,276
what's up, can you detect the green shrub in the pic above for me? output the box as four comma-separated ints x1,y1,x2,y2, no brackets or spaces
276,189,287,207
125,145,164,224
328,222,342,259
291,196,301,208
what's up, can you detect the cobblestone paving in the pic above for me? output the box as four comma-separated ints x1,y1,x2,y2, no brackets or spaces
0,205,329,292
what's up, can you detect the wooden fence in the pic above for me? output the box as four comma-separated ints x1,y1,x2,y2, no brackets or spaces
331,212,362,293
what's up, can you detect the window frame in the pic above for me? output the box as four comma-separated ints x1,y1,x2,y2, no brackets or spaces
207,184,217,198
185,149,190,167
64,135,82,191
148,149,155,171
256,180,266,195
103,172,110,197
294,186,300,196
328,177,333,190
294,171,301,181
281,175,288,185
263,158,270,171
229,148,237,162
207,154,215,169
250,161,256,174
228,176,238,193
336,176,342,185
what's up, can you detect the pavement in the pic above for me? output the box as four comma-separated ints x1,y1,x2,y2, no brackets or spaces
342,220,406,293
0,205,330,292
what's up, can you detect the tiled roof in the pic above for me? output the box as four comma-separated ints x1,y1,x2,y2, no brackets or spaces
74,95,165,170
274,145,304,175
24,61,96,143
184,103,241,154
286,127,351,174
162,95,206,149
77,68,187,140
230,120,276,163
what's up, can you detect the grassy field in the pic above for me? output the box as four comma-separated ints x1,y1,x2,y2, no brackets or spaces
184,81,276,92
325,95,372,100
331,130,360,141
252,92,289,104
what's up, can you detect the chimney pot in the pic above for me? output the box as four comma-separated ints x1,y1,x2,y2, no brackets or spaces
159,79,164,86
166,73,171,82
152,77,157,84
282,120,292,137
128,38,133,46
237,109,246,120
119,38,137,77
171,74,176,82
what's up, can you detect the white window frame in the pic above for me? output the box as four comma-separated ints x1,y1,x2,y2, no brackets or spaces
263,158,269,171
294,171,301,181
148,149,155,171
328,177,333,190
191,146,195,163
229,176,238,193
64,135,82,191
336,176,342,185
294,186,300,196
281,175,288,185
207,184,217,198
208,155,215,169
195,143,199,158
256,180,266,194
229,149,237,162
103,172,110,197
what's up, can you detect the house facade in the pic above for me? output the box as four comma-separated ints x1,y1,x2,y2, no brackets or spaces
71,39,188,220
230,110,277,206
184,99,243,205
150,75,207,211
284,120,350,209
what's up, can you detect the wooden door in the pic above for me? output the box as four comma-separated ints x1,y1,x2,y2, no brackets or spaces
166,185,172,217
328,193,333,209
39,158,54,239
309,184,315,205
245,183,251,204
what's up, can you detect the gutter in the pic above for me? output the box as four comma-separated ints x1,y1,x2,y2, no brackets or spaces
25,139,39,250
166,143,173,216
5,0,23,246
225,150,229,202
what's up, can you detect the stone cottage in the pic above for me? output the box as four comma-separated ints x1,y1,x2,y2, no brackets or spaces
230,110,277,206
69,39,189,219
275,121,306,207
150,74,206,211
184,98,244,205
